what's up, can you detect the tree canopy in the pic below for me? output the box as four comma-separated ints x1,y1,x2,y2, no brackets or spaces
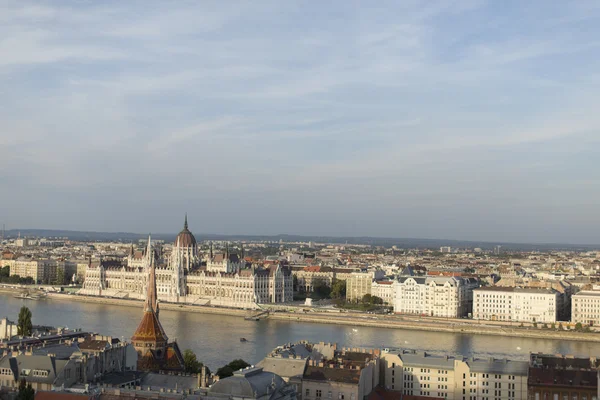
18,306,33,337
216,359,250,378
331,279,346,299
183,349,209,374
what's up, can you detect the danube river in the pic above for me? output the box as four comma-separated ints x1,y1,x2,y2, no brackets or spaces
2,294,599,370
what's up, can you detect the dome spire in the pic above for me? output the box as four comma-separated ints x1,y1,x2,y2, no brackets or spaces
184,213,188,230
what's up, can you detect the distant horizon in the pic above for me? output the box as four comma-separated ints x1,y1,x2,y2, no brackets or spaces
3,227,599,248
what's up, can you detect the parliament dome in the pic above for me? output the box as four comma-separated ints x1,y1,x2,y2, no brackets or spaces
175,214,197,248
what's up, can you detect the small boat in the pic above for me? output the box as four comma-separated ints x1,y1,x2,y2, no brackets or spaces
240,338,248,342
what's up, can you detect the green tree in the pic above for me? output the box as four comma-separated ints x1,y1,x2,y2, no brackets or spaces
0,265,10,278
16,379,35,400
313,280,331,299
54,268,65,285
331,280,347,299
183,349,209,374
216,359,250,379
362,294,373,304
575,322,583,331
18,306,32,337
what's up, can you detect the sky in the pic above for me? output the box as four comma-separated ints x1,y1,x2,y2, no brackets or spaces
1,1,599,244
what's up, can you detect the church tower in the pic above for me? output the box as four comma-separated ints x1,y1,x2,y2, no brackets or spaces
131,236,184,372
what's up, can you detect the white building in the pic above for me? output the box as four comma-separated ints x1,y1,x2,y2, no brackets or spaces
80,216,293,309
371,280,395,305
572,290,600,326
393,276,479,318
473,287,558,323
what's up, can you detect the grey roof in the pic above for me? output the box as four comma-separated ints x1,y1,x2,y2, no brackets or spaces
398,277,426,284
465,358,529,375
210,367,287,399
257,357,307,379
398,350,456,369
474,286,556,294
140,372,198,390
33,343,81,359
573,291,600,298
1,354,71,385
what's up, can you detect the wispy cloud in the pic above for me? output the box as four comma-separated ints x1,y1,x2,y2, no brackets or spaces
1,0,599,242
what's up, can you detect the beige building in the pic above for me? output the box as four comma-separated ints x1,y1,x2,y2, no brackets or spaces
381,349,528,400
301,345,379,400
572,291,600,326
0,317,18,340
347,272,373,302
292,266,355,294
473,287,558,323
7,258,57,283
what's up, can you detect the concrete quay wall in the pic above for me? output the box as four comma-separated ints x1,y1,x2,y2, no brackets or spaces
45,293,248,317
269,313,600,343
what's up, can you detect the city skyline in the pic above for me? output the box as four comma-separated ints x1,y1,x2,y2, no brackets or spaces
1,1,600,244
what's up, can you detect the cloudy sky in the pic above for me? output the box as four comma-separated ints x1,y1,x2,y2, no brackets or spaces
1,1,599,244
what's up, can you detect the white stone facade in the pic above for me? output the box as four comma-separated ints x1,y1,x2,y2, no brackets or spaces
572,290,600,326
473,287,558,323
393,276,479,318
80,233,293,309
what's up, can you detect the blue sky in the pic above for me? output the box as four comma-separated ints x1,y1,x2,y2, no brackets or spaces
1,0,599,244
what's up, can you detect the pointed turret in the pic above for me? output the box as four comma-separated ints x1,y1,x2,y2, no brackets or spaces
184,213,188,230
144,245,159,315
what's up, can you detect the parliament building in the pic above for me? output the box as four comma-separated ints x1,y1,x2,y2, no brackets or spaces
80,216,293,308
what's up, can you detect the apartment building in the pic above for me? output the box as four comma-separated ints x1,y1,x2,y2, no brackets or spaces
393,276,479,318
302,345,379,400
371,280,395,305
380,349,528,400
571,291,600,326
473,287,558,323
528,353,599,400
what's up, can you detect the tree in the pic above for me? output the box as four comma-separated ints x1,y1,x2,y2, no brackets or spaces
313,280,331,299
16,379,35,400
558,323,563,330
331,280,346,299
575,322,583,332
371,296,383,305
18,306,32,337
183,349,209,374
362,294,373,304
216,359,250,379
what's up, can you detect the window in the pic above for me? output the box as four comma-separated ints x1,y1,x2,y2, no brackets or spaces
316,390,322,398
338,394,345,400
306,389,310,397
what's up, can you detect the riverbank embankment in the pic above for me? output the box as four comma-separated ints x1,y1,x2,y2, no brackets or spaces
4,287,599,343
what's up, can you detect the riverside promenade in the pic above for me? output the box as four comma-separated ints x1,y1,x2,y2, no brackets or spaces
32,290,600,344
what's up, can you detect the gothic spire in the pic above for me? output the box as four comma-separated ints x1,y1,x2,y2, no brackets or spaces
144,246,158,315
184,213,188,230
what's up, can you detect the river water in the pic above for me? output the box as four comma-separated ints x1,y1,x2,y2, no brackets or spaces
1,294,599,370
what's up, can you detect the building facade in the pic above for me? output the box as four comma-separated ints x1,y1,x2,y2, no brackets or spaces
473,287,558,323
393,277,480,318
571,291,600,326
381,349,528,400
80,217,293,309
